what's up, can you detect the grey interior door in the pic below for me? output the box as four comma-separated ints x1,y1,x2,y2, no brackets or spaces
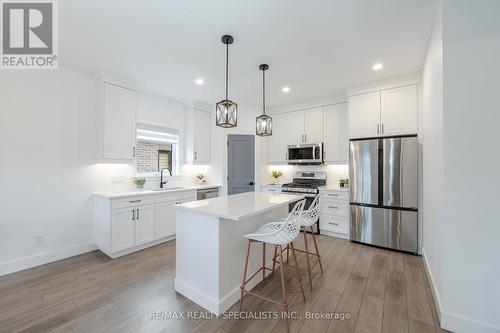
382,136,418,209
349,138,379,205
228,135,255,195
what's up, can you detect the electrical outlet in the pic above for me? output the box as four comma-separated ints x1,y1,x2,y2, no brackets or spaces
36,235,44,246
111,176,125,184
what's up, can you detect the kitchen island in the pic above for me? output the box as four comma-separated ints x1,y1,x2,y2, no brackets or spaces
174,191,304,314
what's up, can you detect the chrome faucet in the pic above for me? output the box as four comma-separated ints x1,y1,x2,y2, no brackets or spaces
160,168,172,188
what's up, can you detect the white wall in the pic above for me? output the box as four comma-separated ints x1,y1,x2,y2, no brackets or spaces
422,1,500,332
421,0,445,318
0,68,137,274
0,69,191,275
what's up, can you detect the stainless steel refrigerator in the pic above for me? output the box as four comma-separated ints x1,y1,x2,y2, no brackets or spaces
349,135,418,253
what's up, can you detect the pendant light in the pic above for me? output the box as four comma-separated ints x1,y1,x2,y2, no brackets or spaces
216,35,238,128
256,64,272,136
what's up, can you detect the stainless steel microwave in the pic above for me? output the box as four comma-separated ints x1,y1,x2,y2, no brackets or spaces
287,143,323,165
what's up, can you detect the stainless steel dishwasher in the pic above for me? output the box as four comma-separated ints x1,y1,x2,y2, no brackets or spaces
197,187,219,200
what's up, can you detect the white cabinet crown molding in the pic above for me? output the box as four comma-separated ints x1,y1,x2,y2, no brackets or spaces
347,71,421,97
93,71,142,91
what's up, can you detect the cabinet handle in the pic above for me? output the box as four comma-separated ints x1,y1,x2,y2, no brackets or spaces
194,152,198,160
377,124,380,134
136,209,139,221
328,206,339,209
133,147,136,157
328,193,339,197
305,134,307,142
382,123,384,134
328,222,339,226
129,200,141,203
132,209,135,221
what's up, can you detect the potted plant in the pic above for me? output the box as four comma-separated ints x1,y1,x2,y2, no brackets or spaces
132,177,146,189
195,173,206,184
339,178,349,188
271,170,283,184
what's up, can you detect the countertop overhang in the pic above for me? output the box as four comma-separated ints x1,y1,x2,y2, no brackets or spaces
175,191,304,221
93,184,221,199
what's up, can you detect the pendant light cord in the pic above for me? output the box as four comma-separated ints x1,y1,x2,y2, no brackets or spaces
225,43,229,101
262,69,266,115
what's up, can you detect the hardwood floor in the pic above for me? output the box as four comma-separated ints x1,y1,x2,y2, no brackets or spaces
0,236,450,333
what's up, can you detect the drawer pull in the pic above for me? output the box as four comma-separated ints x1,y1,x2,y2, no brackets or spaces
328,222,339,226
129,200,142,203
328,206,339,209
328,194,339,197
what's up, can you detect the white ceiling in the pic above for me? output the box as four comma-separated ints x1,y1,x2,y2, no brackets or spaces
59,0,436,108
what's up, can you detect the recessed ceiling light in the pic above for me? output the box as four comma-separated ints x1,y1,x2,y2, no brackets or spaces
372,63,383,71
195,78,204,85
282,86,290,93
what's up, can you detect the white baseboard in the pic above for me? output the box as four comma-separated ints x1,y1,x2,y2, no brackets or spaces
421,248,500,333
0,243,97,277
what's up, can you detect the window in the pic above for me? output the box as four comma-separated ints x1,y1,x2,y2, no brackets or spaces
136,123,179,175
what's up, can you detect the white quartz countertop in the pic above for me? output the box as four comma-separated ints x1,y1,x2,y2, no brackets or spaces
318,186,350,192
175,191,304,221
93,184,221,199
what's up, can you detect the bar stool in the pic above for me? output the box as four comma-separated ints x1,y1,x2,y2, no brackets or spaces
275,195,324,291
239,200,307,331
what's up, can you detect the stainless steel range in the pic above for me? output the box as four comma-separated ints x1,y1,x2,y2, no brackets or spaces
281,171,326,233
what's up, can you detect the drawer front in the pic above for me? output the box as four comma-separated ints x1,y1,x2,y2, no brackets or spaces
320,214,349,234
320,200,349,216
156,190,197,203
262,187,282,193
112,195,155,210
320,191,349,200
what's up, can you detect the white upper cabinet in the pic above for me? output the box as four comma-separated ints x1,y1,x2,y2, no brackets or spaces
95,80,137,161
286,111,304,145
268,113,288,163
348,84,418,138
348,91,381,139
323,103,349,162
304,107,324,143
185,101,211,164
380,85,418,136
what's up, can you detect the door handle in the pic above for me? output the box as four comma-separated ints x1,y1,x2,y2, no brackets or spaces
248,181,255,186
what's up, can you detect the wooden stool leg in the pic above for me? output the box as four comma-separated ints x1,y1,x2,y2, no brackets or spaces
272,245,278,274
278,245,290,332
310,226,324,273
262,242,266,282
286,244,289,263
240,240,251,311
290,242,306,303
303,227,313,291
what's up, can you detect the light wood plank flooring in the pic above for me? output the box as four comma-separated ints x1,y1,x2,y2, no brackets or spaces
0,235,450,333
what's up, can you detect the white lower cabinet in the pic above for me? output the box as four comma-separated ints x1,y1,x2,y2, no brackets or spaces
94,190,196,258
319,190,350,239
134,205,155,246
111,207,136,252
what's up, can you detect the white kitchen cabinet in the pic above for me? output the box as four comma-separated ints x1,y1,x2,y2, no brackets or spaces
381,85,418,136
323,103,349,162
155,201,176,239
134,204,155,246
111,207,136,252
286,111,305,145
185,102,211,164
268,113,288,163
304,107,324,143
94,80,137,161
94,189,196,258
348,84,418,139
348,91,381,139
155,189,196,240
319,189,350,239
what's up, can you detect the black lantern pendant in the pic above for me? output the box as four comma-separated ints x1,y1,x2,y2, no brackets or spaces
256,64,272,136
216,35,237,128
